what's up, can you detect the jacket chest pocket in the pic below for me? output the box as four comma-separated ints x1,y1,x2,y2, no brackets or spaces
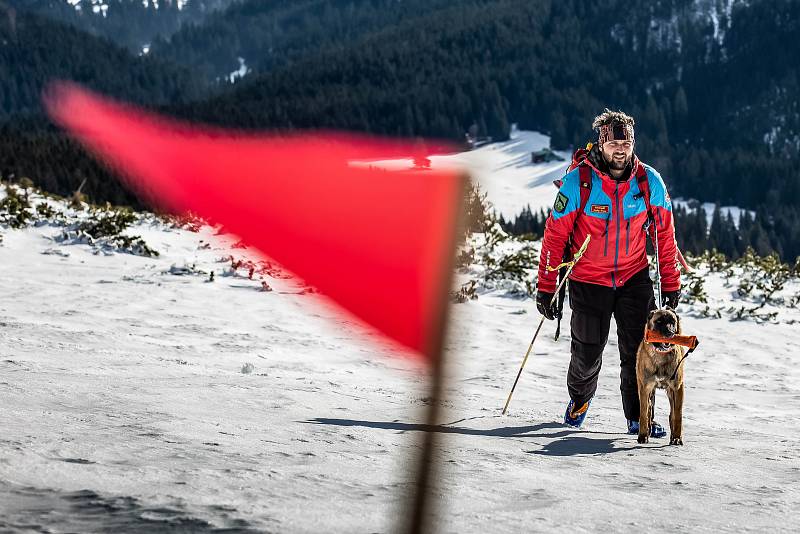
624,193,647,220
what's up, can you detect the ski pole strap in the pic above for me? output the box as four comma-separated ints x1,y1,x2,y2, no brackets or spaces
552,241,572,342
554,268,568,341
545,234,591,272
546,258,578,272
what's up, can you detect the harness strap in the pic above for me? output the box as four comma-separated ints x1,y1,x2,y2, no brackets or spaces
669,341,699,381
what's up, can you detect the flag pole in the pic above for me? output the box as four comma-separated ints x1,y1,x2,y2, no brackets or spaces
406,335,447,534
403,173,468,534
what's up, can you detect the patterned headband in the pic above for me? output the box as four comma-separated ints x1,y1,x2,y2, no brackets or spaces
598,122,634,145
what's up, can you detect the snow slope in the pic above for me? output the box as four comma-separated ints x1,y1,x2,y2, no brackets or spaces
359,126,571,219
1,161,798,532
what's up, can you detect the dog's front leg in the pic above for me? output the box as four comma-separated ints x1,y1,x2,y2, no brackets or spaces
668,383,684,445
637,381,654,444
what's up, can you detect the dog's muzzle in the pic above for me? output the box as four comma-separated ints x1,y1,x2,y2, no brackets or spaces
645,327,677,353
652,341,674,352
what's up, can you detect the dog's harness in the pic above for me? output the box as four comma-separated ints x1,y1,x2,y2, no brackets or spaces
644,328,700,380
668,343,699,381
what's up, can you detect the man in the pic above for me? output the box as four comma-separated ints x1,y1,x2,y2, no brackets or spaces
536,109,680,437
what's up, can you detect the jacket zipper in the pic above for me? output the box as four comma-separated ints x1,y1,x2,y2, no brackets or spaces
603,216,610,256
612,183,621,288
625,218,630,254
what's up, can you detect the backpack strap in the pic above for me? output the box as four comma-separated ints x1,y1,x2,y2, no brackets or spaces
577,164,592,220
634,164,653,223
555,143,594,235
560,160,593,240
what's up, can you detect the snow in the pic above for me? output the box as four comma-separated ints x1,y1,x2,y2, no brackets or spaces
227,57,250,84
647,13,682,54
672,197,753,229
1,164,798,531
67,0,108,14
697,0,741,45
66,0,189,12
358,126,570,219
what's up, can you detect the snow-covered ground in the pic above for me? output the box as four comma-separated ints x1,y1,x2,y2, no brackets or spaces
359,126,570,219
1,130,798,532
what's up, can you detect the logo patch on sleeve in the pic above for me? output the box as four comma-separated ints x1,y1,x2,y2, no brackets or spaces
590,204,609,214
554,192,569,213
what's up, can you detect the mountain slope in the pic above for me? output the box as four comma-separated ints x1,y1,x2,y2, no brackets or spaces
0,9,210,205
2,0,799,261
149,0,471,81
6,0,237,52
0,8,206,120
174,0,799,229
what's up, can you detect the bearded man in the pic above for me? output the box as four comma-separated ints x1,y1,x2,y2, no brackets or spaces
536,109,681,437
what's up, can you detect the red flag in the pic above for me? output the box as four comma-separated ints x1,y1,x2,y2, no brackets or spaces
44,82,465,362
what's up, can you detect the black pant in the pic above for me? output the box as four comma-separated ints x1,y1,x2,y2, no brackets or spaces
567,267,655,421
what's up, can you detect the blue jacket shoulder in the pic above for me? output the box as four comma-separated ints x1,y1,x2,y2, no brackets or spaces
642,164,672,211
551,168,581,220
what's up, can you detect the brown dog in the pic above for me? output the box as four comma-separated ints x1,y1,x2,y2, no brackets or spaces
636,308,685,446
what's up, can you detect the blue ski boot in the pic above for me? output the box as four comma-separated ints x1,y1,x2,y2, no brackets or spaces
627,419,667,438
564,399,591,428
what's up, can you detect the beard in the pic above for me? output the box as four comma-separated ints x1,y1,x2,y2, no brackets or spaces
605,153,631,170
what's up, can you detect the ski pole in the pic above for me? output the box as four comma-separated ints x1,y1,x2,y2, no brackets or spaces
652,219,662,309
501,234,591,415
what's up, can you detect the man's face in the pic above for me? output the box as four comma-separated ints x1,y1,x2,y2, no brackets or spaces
601,140,634,170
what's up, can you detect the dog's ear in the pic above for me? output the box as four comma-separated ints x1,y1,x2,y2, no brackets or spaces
675,311,682,333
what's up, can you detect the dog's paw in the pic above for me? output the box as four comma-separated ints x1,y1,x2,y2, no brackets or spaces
637,434,649,444
670,437,684,446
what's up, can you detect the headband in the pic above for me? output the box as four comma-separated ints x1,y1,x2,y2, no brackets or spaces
598,122,634,145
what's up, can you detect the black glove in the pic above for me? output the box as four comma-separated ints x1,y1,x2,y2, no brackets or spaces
662,290,680,310
536,291,557,320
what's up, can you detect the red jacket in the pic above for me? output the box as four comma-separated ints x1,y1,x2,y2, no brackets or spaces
536,150,680,293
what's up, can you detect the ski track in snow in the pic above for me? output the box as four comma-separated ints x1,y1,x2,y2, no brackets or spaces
1,133,799,532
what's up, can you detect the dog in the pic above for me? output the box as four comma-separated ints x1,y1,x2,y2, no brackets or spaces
635,308,686,446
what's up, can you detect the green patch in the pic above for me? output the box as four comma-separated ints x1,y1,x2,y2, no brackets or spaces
554,192,569,213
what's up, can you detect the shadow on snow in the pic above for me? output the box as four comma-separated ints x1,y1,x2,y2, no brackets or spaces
304,418,661,456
